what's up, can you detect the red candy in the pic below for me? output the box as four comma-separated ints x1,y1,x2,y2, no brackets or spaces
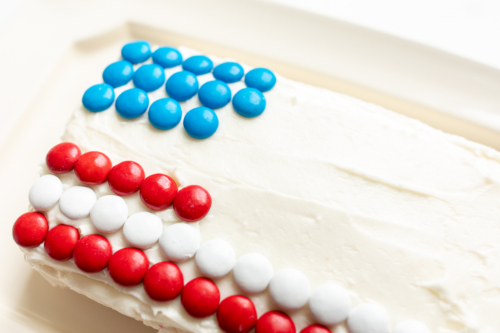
74,151,112,185
300,325,331,333
143,262,184,301
108,248,149,286
173,185,212,222
12,212,48,248
44,225,80,261
73,234,112,273
217,295,257,333
255,311,296,333
181,277,220,318
107,161,145,196
46,142,81,174
140,174,178,211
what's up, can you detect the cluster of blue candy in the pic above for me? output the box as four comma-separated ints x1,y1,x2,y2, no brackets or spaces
82,41,276,139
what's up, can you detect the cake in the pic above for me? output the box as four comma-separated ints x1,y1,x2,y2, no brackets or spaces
12,41,500,333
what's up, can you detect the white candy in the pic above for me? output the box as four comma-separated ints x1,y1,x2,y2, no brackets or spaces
233,253,273,294
59,186,96,220
309,283,351,325
123,212,163,249
29,175,63,211
269,268,310,311
393,320,432,333
90,195,128,233
159,222,200,262
195,239,235,278
347,304,390,333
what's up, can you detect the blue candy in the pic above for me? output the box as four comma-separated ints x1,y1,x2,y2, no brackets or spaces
82,83,115,112
165,71,199,101
232,88,266,118
121,41,151,64
148,98,182,130
183,107,219,139
213,62,244,83
153,47,183,68
102,60,134,88
182,55,213,75
133,64,165,92
115,88,149,119
198,80,231,109
244,68,276,92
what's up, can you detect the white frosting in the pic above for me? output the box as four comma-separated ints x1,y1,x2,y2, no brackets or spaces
21,46,500,333
28,174,63,211
233,253,273,294
269,268,310,311
347,304,391,333
159,222,200,262
309,283,351,326
393,320,432,333
90,195,128,233
195,239,235,279
123,212,163,249
58,186,96,220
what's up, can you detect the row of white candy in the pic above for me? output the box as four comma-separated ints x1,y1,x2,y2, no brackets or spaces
29,175,431,333
29,175,197,257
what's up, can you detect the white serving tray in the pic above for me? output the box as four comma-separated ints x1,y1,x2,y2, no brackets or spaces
1,0,500,332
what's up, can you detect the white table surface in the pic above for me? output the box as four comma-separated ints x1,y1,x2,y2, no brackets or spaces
3,0,500,70
267,0,500,71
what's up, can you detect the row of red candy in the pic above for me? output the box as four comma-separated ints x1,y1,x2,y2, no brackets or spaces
46,142,211,221
13,212,330,333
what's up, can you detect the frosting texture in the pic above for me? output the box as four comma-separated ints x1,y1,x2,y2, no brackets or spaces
22,46,500,333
